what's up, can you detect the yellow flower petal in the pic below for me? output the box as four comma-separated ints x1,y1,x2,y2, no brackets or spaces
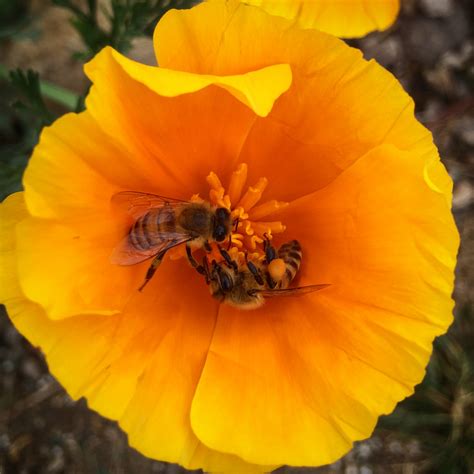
15,216,144,319
191,145,458,466
77,46,272,197
86,46,292,118
156,0,434,203
238,0,400,38
0,193,272,473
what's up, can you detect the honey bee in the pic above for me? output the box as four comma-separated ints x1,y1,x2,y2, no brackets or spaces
110,191,232,290
193,239,329,309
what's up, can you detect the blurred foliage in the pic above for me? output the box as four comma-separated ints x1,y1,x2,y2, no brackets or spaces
53,0,198,60
0,0,35,40
379,303,474,473
0,69,53,201
0,0,197,200
8,69,56,129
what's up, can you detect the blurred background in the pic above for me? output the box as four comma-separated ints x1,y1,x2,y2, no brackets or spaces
0,0,473,473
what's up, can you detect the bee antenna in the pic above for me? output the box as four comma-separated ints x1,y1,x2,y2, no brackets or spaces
233,217,240,230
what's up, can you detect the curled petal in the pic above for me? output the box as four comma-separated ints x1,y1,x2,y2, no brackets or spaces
156,1,434,202
86,47,292,118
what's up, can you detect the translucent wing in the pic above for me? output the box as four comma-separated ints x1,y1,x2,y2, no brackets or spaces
110,234,192,265
111,191,188,219
257,284,331,298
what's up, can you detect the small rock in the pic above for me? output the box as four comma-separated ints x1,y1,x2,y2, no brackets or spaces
368,435,383,451
454,116,474,146
21,358,41,379
388,440,404,455
4,326,21,346
404,19,453,65
360,35,402,68
46,445,65,473
345,465,358,474
151,463,168,473
417,100,443,124
357,442,372,459
2,359,15,373
0,434,10,450
407,439,422,457
420,0,454,17
104,426,120,441
453,181,473,210
443,42,474,70
403,6,469,66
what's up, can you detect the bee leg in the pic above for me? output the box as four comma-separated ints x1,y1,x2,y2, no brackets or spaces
227,218,240,251
246,258,265,286
186,243,199,268
202,257,211,284
214,263,234,292
204,241,212,252
263,233,277,264
219,247,238,272
186,244,210,282
138,251,166,292
265,272,277,289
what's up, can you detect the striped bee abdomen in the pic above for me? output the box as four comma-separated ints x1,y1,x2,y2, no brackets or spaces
277,240,302,288
129,207,176,250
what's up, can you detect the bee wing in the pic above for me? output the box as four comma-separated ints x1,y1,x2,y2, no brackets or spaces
110,234,192,265
257,284,331,298
111,191,188,219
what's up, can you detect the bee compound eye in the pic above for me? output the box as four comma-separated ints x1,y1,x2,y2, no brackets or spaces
218,272,233,292
213,225,227,242
216,208,230,220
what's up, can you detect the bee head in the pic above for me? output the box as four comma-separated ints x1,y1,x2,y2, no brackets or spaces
213,208,231,242
209,262,234,302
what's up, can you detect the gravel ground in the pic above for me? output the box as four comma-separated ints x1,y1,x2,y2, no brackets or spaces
0,0,473,473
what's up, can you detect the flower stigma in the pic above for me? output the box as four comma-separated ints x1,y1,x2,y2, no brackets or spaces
169,163,289,266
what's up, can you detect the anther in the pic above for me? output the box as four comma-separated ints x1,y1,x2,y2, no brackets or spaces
184,163,288,268
228,163,248,204
237,177,268,211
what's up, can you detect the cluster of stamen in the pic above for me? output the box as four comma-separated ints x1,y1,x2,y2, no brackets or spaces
169,163,288,266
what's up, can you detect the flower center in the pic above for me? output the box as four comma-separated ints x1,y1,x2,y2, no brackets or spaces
169,163,288,265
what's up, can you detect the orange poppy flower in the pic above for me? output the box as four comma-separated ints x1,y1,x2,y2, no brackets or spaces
225,0,401,37
0,1,458,472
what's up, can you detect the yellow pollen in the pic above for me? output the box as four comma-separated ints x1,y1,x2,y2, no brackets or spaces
249,200,289,220
171,164,288,264
228,163,248,204
206,171,223,191
237,177,268,211
268,258,286,281
250,221,286,236
246,235,264,251
208,165,287,262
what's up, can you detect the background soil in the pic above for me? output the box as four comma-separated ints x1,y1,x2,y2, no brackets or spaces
0,0,473,473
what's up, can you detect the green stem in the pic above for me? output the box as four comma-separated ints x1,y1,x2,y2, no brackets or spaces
0,64,79,110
